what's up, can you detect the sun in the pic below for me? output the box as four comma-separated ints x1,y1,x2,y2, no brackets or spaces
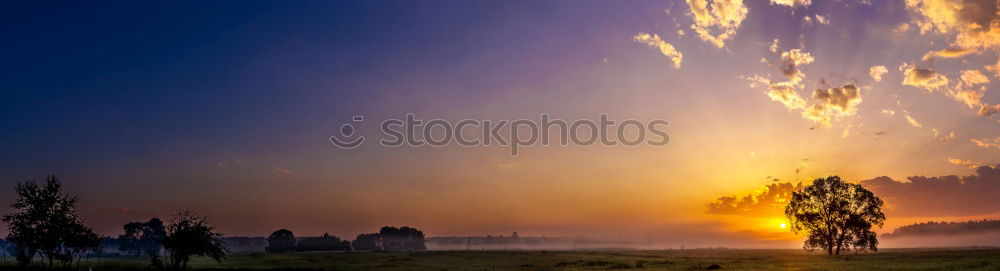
779,223,787,229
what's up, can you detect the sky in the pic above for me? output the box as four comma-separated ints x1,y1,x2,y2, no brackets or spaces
1,0,999,248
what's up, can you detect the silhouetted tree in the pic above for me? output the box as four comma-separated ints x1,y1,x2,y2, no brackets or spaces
785,176,885,255
65,223,100,267
160,210,226,269
296,233,351,252
380,226,426,251
265,229,296,253
119,217,166,267
1,176,99,266
352,233,382,251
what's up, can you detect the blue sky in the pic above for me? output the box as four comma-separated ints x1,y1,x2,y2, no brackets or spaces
1,0,999,247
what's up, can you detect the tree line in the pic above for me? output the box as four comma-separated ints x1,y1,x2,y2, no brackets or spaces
1,176,226,269
1,176,426,270
265,226,426,252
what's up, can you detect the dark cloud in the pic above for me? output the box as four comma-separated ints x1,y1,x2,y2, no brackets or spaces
861,164,1000,217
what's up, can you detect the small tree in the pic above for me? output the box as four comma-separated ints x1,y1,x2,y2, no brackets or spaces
160,210,226,269
1,176,98,266
265,229,296,253
785,176,885,255
119,217,166,267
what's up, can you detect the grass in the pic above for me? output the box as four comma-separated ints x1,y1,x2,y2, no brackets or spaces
0,248,998,270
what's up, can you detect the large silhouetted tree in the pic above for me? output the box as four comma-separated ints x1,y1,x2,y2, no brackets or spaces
1,176,99,266
265,229,296,253
160,210,226,269
380,226,426,251
785,176,885,255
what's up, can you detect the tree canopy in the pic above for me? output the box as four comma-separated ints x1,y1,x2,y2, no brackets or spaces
265,229,296,253
785,176,885,255
1,176,99,266
160,210,226,269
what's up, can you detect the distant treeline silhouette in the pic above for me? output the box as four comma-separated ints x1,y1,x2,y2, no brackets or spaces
0,175,427,270
265,226,426,252
882,220,1000,238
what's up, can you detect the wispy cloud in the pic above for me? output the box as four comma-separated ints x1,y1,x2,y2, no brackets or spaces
633,33,683,69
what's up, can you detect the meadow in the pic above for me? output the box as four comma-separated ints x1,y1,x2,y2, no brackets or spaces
2,248,998,270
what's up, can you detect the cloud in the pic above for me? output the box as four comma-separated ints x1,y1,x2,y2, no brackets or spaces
861,164,1000,216
686,0,749,48
801,84,863,126
273,166,295,175
870,65,889,82
906,0,1000,50
986,56,1000,77
780,49,815,84
971,136,1000,150
900,63,950,91
749,49,860,128
932,128,957,141
949,158,984,168
881,108,897,117
633,33,683,69
706,182,803,216
979,104,1000,116
949,89,985,108
921,48,978,61
895,23,913,34
770,0,811,8
765,81,808,110
960,69,990,85
769,38,780,53
814,14,830,25
904,111,923,128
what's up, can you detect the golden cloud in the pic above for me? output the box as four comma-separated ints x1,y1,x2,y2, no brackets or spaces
906,0,1000,50
960,69,991,85
980,104,1000,116
937,69,989,109
948,157,984,168
780,49,815,84
707,182,803,216
633,33,684,69
904,111,924,128
770,0,811,8
971,136,1000,150
686,0,749,48
805,84,863,125
921,47,978,61
870,65,889,82
900,63,950,91
749,49,860,128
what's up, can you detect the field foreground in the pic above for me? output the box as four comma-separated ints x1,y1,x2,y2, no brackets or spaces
2,248,999,270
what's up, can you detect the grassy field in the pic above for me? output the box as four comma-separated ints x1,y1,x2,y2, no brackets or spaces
2,248,999,270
